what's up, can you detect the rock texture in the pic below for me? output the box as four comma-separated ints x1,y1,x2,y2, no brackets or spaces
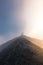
0,35,43,65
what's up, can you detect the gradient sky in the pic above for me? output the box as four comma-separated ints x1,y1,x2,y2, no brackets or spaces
0,0,23,35
0,0,25,45
0,0,43,45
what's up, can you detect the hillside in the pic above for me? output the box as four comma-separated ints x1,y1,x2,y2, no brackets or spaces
0,35,43,65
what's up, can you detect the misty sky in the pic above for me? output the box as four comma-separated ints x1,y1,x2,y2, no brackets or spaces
0,0,43,45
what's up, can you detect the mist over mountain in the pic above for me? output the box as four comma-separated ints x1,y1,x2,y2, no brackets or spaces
0,35,43,65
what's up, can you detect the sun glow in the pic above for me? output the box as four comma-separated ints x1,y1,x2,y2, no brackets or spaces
23,0,43,40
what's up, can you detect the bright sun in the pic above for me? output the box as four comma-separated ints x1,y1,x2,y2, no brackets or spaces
23,0,43,40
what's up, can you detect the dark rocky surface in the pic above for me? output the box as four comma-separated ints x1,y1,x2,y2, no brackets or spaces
0,35,43,65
